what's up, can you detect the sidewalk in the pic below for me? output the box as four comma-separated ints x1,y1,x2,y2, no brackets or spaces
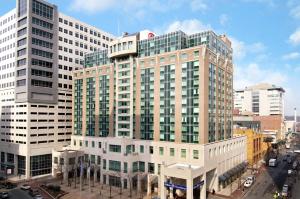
58,179,147,199
209,164,266,199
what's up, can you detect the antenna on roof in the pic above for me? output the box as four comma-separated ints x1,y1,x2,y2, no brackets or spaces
117,19,120,37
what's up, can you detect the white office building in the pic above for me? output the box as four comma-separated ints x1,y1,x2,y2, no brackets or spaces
234,83,285,116
0,0,114,179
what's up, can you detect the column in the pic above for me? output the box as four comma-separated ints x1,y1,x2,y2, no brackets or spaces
160,175,166,199
63,166,68,183
147,174,151,196
200,174,207,199
169,178,174,199
186,178,193,199
93,166,97,185
121,176,124,189
100,168,103,184
25,155,30,179
137,174,141,192
13,154,17,175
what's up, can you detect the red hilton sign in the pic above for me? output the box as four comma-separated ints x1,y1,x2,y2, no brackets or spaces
148,32,155,39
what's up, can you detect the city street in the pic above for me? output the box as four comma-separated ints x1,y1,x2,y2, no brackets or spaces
243,135,300,199
7,189,33,199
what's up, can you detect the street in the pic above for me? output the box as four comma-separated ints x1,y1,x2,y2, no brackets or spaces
7,189,33,199
243,135,300,199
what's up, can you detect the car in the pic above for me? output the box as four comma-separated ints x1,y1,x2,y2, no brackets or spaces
283,156,287,161
33,195,43,199
282,184,291,198
20,184,31,190
292,161,298,169
288,169,293,176
5,183,16,189
287,158,292,164
0,192,8,199
244,176,255,188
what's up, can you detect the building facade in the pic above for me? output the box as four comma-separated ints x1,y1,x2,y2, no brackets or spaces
0,0,114,178
233,127,268,167
234,83,285,116
52,30,247,199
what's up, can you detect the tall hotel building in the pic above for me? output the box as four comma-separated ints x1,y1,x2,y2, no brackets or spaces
53,31,247,199
0,0,114,178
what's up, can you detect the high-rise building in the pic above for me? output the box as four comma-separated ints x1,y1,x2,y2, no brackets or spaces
53,30,247,199
0,0,114,178
234,83,285,116
234,83,286,140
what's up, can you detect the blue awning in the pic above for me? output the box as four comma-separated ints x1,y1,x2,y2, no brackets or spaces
164,180,205,190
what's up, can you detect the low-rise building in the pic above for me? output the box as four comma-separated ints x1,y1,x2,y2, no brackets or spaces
234,129,267,167
234,116,269,167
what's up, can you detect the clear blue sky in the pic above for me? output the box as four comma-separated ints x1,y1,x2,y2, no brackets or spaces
1,0,299,115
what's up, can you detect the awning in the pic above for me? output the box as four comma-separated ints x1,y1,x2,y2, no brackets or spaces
218,175,227,182
223,172,231,179
231,167,240,174
236,164,244,172
227,169,235,177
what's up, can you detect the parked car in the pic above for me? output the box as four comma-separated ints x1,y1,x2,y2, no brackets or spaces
283,156,287,161
282,184,292,198
287,158,292,164
0,192,9,199
288,169,293,176
5,182,16,189
20,184,31,190
244,176,255,188
269,158,277,167
292,161,298,169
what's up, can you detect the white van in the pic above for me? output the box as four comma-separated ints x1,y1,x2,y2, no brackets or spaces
269,158,277,167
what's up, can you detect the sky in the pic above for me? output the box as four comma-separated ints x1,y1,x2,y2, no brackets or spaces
1,0,300,115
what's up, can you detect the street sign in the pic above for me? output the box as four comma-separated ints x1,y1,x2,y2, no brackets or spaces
7,169,11,175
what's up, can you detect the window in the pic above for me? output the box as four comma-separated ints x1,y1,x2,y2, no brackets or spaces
139,161,145,172
159,147,164,155
194,50,199,58
32,0,53,20
17,79,26,87
18,0,27,17
32,17,53,30
193,150,199,159
103,159,106,169
109,160,121,172
17,48,26,57
124,162,128,173
181,149,187,158
17,38,27,47
98,142,101,148
149,146,153,154
18,17,27,27
140,145,144,153
12,22,23,33
109,145,121,153
170,148,175,157
132,162,138,172
148,163,154,174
